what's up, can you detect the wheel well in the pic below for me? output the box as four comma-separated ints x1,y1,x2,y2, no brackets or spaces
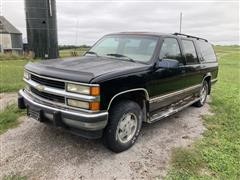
204,76,211,94
108,91,148,111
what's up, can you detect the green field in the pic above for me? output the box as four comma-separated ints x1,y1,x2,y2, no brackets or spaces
167,46,240,179
59,48,88,58
0,60,29,93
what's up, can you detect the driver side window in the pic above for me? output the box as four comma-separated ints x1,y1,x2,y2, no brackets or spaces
159,38,183,63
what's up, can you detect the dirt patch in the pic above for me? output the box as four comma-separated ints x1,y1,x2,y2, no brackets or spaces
0,93,18,112
0,100,211,180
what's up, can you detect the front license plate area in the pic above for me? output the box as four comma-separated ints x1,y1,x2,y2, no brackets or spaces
27,107,40,121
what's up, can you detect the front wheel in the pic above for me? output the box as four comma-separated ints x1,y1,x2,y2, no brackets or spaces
193,80,209,107
103,100,143,153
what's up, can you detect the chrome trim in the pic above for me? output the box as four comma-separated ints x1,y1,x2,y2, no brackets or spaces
19,90,108,118
149,84,201,104
25,69,99,87
62,118,107,131
149,97,200,123
24,89,96,113
107,88,149,111
24,79,100,102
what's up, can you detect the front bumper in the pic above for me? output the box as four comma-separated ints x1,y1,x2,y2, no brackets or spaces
18,89,108,139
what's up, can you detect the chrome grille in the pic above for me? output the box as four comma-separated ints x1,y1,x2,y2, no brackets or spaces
31,74,65,89
30,87,65,104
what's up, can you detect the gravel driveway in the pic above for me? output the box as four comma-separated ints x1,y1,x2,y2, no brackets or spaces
0,93,210,180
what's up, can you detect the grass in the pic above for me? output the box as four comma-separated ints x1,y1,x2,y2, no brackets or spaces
0,60,29,93
166,46,240,179
2,172,27,180
0,104,25,134
0,53,32,61
59,48,88,58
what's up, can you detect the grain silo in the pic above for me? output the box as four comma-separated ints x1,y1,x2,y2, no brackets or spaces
25,0,59,59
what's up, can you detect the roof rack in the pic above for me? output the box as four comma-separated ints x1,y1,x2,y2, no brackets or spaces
173,33,208,42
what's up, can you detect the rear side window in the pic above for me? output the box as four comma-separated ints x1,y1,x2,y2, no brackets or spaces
182,40,199,64
197,41,217,62
159,38,183,63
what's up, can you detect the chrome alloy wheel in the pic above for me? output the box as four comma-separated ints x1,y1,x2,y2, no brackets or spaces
116,113,138,144
200,84,208,104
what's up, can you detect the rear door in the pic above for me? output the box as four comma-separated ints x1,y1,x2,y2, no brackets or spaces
180,39,203,93
148,37,187,113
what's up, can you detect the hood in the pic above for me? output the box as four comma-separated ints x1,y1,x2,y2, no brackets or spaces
25,56,148,83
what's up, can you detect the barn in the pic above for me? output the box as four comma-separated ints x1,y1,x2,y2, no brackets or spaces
0,16,23,54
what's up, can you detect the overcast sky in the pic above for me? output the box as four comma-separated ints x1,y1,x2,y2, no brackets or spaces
2,0,239,45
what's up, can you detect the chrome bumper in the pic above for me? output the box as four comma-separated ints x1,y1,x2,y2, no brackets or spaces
18,89,108,137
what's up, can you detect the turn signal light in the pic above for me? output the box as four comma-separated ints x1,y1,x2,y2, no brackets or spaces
90,102,100,111
90,86,100,96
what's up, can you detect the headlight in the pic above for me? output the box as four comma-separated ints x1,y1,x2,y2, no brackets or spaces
67,99,100,111
67,84,90,94
24,71,30,80
67,83,100,96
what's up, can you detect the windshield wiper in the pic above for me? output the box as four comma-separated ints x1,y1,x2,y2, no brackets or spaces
106,53,136,62
85,51,99,57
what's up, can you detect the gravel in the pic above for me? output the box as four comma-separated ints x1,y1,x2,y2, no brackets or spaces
0,94,211,180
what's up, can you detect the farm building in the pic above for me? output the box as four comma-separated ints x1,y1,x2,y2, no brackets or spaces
0,16,23,54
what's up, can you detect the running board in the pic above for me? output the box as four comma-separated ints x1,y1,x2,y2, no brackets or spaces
148,98,200,123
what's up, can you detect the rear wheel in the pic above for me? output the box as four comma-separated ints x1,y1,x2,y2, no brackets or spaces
193,80,209,107
103,100,143,153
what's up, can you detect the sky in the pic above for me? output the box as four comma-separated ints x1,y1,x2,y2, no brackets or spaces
2,0,239,45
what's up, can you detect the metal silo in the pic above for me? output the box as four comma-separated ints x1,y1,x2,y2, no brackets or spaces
25,0,59,59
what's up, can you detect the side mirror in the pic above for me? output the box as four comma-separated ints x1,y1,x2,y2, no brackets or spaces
159,59,179,69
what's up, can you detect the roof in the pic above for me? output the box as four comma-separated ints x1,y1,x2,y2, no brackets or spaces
0,16,22,34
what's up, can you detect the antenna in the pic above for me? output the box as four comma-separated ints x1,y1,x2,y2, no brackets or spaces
179,12,182,33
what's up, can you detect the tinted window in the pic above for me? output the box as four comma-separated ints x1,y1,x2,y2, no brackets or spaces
159,38,183,63
182,40,199,64
197,41,217,62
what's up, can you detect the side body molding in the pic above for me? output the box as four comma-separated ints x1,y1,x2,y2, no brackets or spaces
107,88,149,111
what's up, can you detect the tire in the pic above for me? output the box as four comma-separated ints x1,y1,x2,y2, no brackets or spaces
193,80,209,107
103,100,143,153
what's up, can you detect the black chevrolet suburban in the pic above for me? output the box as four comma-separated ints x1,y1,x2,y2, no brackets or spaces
18,32,218,152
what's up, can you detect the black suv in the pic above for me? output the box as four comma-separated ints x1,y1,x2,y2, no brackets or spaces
18,32,218,152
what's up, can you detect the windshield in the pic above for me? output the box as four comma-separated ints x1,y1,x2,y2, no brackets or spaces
87,35,159,63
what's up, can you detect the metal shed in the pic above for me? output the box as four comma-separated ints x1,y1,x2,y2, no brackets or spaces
0,16,23,54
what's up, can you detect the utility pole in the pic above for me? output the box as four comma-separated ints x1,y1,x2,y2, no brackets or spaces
0,0,3,53
179,12,182,33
